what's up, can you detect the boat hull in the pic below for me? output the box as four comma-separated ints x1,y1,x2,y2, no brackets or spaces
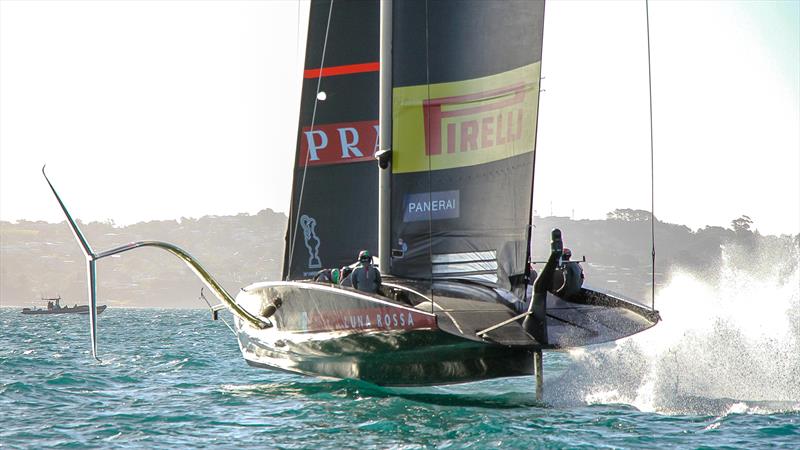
233,280,658,386
21,305,108,315
234,281,536,386
239,328,535,386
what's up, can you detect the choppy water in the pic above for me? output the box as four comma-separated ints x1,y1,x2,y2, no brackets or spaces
2,258,798,448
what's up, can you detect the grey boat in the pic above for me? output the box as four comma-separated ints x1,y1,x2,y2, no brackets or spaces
22,296,107,315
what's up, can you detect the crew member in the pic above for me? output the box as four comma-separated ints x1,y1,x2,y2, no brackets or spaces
313,267,341,284
350,250,381,294
554,248,584,299
339,265,354,287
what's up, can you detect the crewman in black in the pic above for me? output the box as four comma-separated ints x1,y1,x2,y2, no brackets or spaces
555,248,584,299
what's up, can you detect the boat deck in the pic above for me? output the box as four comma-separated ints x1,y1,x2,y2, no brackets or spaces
419,295,535,346
383,278,658,350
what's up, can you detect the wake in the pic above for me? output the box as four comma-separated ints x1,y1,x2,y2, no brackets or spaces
547,245,800,415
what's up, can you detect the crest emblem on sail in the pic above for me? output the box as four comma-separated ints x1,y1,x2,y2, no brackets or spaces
299,215,322,269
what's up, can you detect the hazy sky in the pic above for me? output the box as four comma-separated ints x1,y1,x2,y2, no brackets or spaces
1,0,798,236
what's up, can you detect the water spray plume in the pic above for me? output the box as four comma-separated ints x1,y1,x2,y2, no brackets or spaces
549,244,800,415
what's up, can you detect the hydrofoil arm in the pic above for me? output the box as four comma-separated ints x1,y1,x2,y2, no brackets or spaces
42,166,269,359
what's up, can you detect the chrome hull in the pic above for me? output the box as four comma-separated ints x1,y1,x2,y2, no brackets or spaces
233,280,658,386
238,328,536,386
544,285,660,348
234,281,535,385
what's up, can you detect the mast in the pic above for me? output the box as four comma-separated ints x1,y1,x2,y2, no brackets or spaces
377,0,392,274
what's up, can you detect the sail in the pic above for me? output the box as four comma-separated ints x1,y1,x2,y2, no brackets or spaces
282,0,380,280
390,0,545,289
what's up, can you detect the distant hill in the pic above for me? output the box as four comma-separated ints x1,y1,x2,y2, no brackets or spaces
1,210,287,308
532,210,798,301
1,208,797,308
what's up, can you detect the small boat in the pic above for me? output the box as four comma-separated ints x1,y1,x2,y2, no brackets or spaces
21,296,107,315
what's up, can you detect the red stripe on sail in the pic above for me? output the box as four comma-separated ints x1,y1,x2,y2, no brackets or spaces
303,62,380,79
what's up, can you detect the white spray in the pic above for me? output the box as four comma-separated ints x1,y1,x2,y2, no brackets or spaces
547,244,800,414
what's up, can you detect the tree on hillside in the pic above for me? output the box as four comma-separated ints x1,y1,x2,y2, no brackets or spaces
606,209,655,222
731,215,753,233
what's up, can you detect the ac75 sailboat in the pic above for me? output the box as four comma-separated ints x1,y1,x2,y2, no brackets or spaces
44,0,659,398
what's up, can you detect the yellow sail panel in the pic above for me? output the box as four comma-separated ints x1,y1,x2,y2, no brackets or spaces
392,62,540,174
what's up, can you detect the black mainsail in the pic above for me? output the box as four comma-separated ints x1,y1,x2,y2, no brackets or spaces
283,0,381,280
389,1,545,291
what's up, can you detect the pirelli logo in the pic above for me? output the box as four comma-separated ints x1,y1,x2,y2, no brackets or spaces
392,62,540,173
423,83,527,155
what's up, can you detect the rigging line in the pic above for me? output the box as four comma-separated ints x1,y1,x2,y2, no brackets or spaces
294,0,301,79
524,1,547,308
645,0,656,310
199,288,236,336
424,0,434,313
287,0,335,279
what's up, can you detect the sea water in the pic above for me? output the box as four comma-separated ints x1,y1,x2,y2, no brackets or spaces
1,257,798,449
